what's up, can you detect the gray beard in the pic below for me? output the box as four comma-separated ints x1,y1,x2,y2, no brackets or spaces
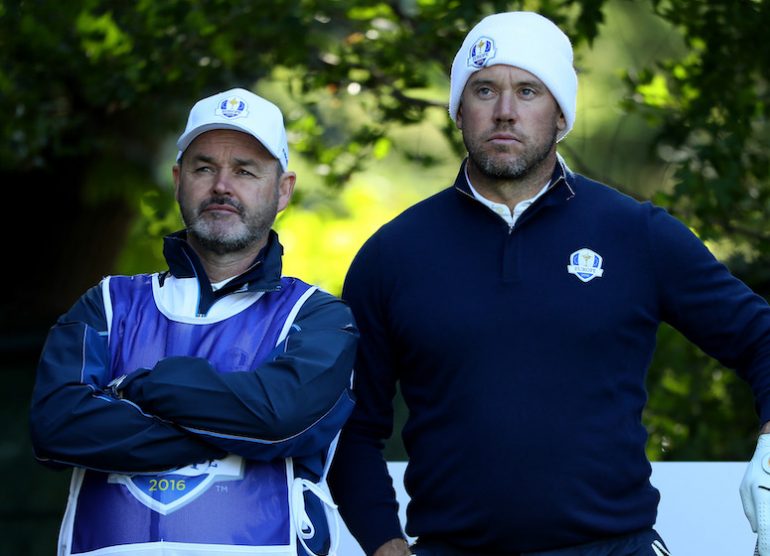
465,127,558,181
183,195,277,256
188,220,271,256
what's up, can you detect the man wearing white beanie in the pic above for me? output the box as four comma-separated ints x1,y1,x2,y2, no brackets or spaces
329,10,770,556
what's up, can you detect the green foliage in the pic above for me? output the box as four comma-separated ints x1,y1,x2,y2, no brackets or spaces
619,0,770,460
0,0,608,182
1,0,311,175
282,0,609,185
2,0,768,466
645,325,758,461
625,0,770,264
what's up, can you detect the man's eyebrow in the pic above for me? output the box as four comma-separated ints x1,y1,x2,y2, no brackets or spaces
516,81,544,89
468,76,544,89
190,154,259,167
468,77,496,87
191,154,216,164
232,156,259,167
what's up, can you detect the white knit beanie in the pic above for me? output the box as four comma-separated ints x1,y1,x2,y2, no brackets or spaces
449,11,578,141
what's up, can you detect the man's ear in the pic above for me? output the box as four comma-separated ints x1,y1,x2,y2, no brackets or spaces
277,171,296,212
456,104,463,130
172,164,181,202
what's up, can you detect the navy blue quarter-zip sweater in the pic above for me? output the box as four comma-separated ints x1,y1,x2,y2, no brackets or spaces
329,159,770,554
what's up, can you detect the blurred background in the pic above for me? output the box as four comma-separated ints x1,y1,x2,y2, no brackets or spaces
2,0,769,553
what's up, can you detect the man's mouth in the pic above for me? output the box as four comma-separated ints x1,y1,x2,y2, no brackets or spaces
200,198,242,217
488,132,520,144
203,204,239,214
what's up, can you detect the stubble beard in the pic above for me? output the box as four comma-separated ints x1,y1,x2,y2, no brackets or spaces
465,124,558,181
181,192,278,256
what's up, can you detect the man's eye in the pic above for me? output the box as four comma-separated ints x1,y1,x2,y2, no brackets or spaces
477,87,494,96
194,166,214,173
237,169,255,177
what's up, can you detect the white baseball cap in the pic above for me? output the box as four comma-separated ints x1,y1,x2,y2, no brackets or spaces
176,87,290,170
449,12,578,142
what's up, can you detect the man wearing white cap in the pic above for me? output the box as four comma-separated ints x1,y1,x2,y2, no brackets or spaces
30,88,358,556
328,11,770,556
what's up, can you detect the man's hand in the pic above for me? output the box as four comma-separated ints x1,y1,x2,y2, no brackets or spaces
373,538,413,556
740,433,770,555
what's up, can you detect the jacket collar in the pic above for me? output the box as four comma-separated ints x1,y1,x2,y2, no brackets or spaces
453,153,576,207
162,229,284,295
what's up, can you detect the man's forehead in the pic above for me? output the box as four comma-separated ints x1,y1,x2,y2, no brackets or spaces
187,129,272,160
467,64,544,85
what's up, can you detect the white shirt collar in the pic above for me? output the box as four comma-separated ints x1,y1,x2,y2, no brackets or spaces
211,277,235,291
464,165,551,228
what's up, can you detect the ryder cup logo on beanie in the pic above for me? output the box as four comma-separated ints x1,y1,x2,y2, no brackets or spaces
176,87,290,170
468,37,497,68
449,11,578,142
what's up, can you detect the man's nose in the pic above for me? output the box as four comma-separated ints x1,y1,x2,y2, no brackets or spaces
494,91,517,122
211,172,233,194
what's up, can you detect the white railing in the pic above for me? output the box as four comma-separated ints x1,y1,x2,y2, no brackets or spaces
337,462,756,555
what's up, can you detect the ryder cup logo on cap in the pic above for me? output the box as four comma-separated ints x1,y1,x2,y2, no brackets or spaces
449,11,578,142
177,87,290,170
216,95,249,119
468,37,497,68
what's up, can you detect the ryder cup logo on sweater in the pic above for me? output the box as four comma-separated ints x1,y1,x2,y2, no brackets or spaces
216,96,248,119
468,37,496,68
108,454,244,515
567,248,604,283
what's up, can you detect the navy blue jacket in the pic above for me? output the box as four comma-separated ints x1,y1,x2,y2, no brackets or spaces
328,159,770,554
30,230,358,474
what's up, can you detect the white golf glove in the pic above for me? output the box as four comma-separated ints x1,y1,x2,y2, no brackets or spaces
740,434,770,555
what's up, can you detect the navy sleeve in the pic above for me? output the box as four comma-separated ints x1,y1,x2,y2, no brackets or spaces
29,284,226,473
650,207,770,423
120,290,358,461
327,235,407,556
